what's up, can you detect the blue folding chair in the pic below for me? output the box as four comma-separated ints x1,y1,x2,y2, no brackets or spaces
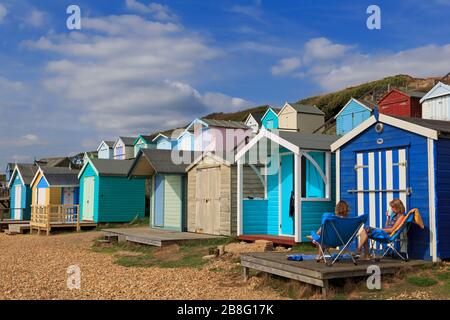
369,212,415,262
311,213,369,266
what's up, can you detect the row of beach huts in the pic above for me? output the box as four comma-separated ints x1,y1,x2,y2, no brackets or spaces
3,82,450,262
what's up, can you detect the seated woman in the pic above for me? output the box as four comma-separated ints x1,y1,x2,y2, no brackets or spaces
307,200,350,255
357,198,407,260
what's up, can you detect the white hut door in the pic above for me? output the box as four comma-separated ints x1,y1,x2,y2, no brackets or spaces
355,149,409,230
83,177,95,221
37,188,46,206
14,185,22,220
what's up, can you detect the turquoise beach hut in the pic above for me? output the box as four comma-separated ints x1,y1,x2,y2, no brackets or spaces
8,164,38,220
78,159,145,222
261,107,279,130
235,128,339,244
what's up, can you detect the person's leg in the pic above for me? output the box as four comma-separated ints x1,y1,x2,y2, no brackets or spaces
358,228,370,258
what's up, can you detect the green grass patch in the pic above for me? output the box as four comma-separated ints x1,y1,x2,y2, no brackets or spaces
92,236,236,269
291,242,317,253
407,276,438,287
436,272,450,281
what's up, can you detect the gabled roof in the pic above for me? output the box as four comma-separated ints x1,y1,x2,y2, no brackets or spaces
128,149,195,176
378,88,426,104
31,166,80,188
282,102,325,116
114,136,137,148
261,107,280,122
78,159,135,178
330,113,448,152
200,118,250,129
35,157,71,168
244,111,266,126
334,98,376,119
97,140,115,152
186,151,235,172
7,164,38,188
420,81,450,103
236,128,339,161
133,134,158,145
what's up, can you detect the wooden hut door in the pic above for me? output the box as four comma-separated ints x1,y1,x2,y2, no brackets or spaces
354,148,410,230
195,167,221,235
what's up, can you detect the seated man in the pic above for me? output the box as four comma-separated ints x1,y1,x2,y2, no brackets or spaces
357,198,407,260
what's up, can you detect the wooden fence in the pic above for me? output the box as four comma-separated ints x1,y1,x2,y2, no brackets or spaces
30,204,80,235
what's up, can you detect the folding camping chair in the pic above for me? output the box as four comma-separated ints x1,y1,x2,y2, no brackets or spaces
368,209,418,262
310,213,369,266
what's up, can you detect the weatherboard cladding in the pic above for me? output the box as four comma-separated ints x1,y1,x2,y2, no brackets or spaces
336,100,372,135
9,174,32,220
435,138,450,258
335,117,450,260
79,160,145,223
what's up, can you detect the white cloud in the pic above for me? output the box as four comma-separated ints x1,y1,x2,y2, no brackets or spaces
229,1,263,22
270,36,450,91
24,13,252,134
125,0,178,22
271,57,301,76
0,4,7,23
27,9,46,27
303,37,353,63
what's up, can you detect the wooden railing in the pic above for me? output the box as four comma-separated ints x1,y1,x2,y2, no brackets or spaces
0,189,9,198
0,208,11,220
30,204,80,235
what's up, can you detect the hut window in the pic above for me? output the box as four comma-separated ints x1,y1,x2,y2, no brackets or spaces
301,152,326,199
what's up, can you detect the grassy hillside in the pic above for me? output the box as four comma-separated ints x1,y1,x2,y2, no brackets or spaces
204,74,443,122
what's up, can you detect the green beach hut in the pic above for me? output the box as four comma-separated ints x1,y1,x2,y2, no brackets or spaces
78,159,145,223
128,149,193,231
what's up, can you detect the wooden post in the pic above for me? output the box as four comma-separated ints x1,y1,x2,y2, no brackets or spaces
243,266,249,281
322,279,329,298
46,206,50,236
237,158,243,236
76,205,80,232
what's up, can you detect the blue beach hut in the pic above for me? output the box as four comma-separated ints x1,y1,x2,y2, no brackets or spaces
8,164,38,220
331,112,450,261
334,98,376,135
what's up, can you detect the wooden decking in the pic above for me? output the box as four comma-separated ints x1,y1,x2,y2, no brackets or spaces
30,204,96,235
241,252,430,296
238,234,296,246
102,227,225,247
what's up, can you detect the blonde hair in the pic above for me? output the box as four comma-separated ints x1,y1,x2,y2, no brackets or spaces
389,199,405,214
335,201,350,217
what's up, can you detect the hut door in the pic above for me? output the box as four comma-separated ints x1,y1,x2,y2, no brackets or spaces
82,177,95,221
154,175,164,227
354,148,409,229
280,154,294,236
14,185,22,220
195,167,221,235
37,188,46,206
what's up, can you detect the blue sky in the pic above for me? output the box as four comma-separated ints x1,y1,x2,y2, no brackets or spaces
1,0,450,168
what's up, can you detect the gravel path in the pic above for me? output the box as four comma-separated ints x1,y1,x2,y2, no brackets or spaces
0,232,284,300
